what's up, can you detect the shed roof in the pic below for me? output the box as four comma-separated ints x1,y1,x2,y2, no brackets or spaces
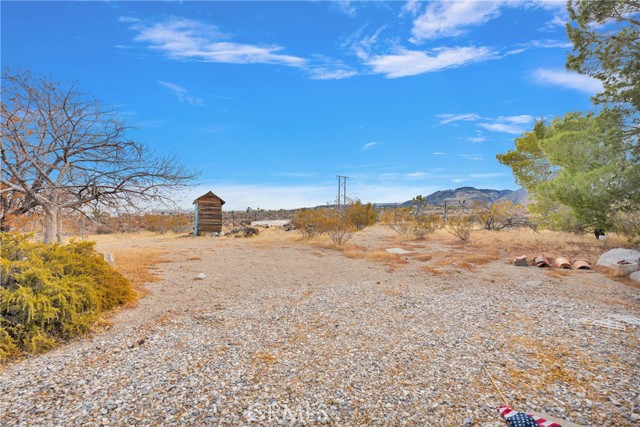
193,191,226,205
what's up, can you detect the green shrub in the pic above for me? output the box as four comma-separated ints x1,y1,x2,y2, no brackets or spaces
0,233,135,361
292,209,325,238
345,200,376,230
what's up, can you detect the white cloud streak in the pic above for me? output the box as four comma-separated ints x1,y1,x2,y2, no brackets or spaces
437,113,482,125
157,81,204,106
439,113,535,135
366,46,496,78
531,68,603,94
410,1,503,42
410,1,568,42
361,141,381,151
331,0,356,17
130,17,307,67
478,115,534,134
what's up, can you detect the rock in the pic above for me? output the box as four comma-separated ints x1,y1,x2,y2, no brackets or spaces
629,271,640,283
513,255,528,267
596,248,640,267
194,273,206,280
101,252,115,265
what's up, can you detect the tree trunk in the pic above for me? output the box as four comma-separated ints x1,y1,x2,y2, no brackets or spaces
44,206,61,244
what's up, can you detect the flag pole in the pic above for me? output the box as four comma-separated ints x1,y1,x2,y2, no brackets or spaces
483,366,510,407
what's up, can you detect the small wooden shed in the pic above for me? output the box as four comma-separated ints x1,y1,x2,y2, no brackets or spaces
193,191,225,235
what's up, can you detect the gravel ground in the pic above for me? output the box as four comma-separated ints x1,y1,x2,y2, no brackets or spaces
1,228,639,426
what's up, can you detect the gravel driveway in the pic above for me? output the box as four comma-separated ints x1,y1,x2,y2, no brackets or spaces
1,230,638,426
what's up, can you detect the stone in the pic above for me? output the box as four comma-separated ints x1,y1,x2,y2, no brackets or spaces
629,271,640,283
596,248,640,267
194,273,206,280
513,255,528,266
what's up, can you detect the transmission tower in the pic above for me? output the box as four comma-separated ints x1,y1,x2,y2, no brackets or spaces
336,175,348,208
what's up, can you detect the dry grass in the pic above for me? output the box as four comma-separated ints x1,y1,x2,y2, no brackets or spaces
421,265,444,276
505,336,597,394
342,248,409,266
412,253,435,262
111,248,168,300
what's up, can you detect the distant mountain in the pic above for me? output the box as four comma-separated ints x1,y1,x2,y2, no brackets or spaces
396,186,529,207
497,187,530,205
399,187,509,206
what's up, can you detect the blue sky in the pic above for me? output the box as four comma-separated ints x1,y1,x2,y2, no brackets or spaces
2,1,602,210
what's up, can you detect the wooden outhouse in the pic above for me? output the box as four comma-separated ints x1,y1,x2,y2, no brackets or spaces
193,191,225,235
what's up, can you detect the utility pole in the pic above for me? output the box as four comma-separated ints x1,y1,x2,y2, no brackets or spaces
336,175,348,209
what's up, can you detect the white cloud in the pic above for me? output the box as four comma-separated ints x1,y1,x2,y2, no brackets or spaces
157,81,204,106
432,152,447,155
361,141,381,151
331,0,356,17
400,0,422,17
437,113,482,125
478,115,535,134
467,136,486,143
410,1,503,42
540,13,568,31
460,154,483,161
367,46,496,78
439,112,535,135
409,1,567,42
118,16,141,24
130,17,306,67
522,39,573,49
406,172,427,179
532,68,603,94
343,25,388,60
308,57,358,80
452,178,472,183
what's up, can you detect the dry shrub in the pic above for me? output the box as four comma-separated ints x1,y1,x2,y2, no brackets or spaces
413,214,443,240
447,216,473,241
143,214,191,234
323,209,355,245
379,208,414,236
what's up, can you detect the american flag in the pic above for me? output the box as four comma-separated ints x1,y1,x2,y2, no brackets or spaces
498,405,562,427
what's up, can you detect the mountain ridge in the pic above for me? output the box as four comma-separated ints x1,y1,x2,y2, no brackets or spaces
372,186,529,208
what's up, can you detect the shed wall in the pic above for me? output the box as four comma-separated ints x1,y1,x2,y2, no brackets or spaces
196,198,223,234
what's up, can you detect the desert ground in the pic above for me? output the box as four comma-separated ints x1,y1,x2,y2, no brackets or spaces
1,226,638,426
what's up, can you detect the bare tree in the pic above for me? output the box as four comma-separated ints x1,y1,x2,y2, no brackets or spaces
1,69,198,242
